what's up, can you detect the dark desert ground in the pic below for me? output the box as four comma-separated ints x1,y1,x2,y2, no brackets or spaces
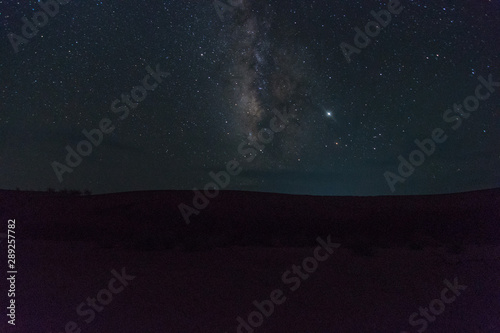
0,188,499,333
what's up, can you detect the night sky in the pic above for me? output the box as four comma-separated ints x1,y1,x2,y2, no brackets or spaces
0,0,499,195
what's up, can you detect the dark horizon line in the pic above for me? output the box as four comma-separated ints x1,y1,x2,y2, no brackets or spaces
1,186,499,198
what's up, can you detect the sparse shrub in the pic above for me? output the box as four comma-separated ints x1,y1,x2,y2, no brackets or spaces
349,234,376,256
447,238,465,254
350,243,376,256
408,242,424,251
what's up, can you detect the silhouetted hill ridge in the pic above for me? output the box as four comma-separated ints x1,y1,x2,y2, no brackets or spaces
0,188,498,249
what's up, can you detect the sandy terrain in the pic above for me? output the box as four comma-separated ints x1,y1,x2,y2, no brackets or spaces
3,240,499,333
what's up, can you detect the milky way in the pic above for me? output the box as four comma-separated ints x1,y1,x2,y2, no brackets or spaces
217,1,324,166
0,0,499,195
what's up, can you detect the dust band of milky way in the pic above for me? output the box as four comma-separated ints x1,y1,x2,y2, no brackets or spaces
217,0,323,164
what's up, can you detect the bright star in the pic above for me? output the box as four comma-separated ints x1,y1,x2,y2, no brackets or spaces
324,109,337,122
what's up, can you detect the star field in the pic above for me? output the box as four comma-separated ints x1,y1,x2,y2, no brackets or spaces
0,0,499,195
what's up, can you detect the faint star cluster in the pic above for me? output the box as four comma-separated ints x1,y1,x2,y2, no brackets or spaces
0,0,498,195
